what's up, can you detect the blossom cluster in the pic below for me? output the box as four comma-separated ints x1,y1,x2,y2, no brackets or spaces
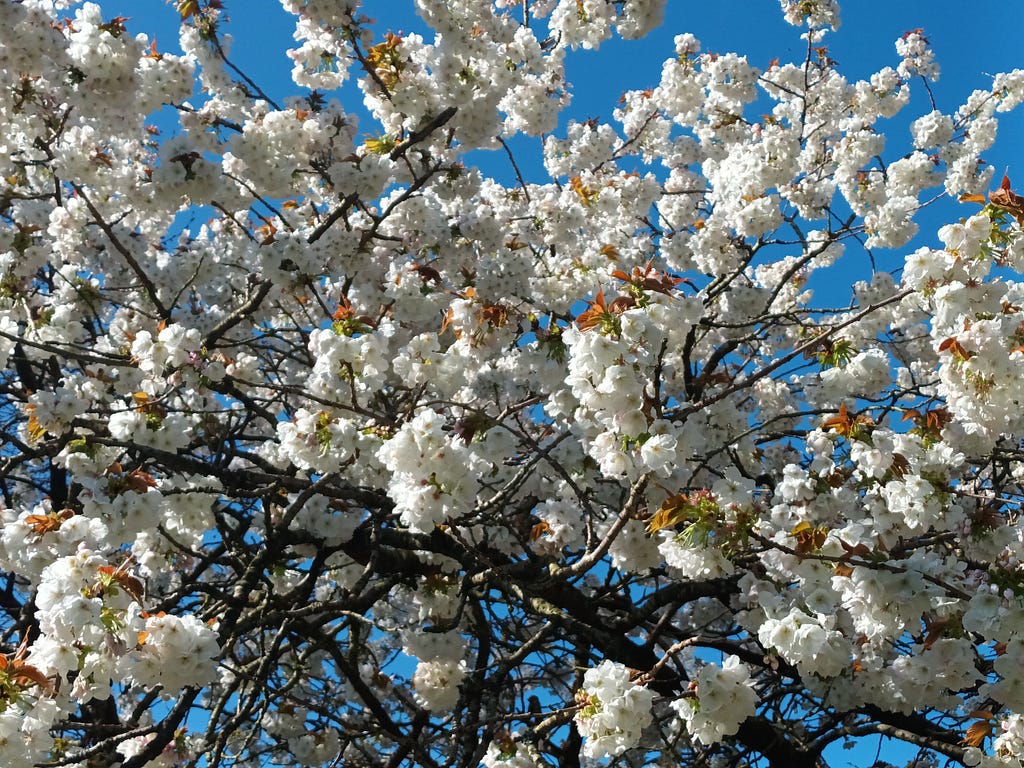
1,0,1024,765
574,660,656,758
673,655,758,745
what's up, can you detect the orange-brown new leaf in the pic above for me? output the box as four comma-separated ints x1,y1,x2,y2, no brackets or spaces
962,712,995,748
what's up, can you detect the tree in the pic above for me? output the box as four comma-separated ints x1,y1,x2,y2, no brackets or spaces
1,0,1024,765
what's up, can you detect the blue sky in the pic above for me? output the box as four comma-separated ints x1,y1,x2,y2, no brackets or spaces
110,0,1024,184
87,1,1024,766
107,0,1024,305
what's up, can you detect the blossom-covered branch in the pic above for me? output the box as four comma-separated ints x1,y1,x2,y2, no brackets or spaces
1,0,1024,767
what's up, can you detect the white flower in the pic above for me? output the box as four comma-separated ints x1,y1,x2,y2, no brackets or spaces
640,432,677,472
131,613,220,690
412,658,467,711
575,660,655,758
674,655,758,745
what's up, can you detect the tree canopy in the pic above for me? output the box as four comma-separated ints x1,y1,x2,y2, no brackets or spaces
2,1,1024,767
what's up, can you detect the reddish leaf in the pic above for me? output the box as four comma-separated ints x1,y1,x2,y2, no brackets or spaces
962,712,994,748
576,289,608,332
24,508,74,537
177,0,201,20
529,521,551,541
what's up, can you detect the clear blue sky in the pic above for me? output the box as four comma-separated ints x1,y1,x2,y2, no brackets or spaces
111,0,1024,185
89,1,1024,765
109,0,1024,303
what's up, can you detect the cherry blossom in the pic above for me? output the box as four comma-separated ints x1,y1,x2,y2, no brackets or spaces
1,0,1024,766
